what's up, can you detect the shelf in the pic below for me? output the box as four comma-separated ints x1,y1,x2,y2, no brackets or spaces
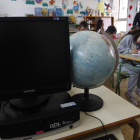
69,31,78,33
90,29,95,31
84,16,114,28
87,23,95,24
69,24,80,26
85,16,114,18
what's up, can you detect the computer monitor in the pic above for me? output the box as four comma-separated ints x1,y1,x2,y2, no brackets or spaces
0,17,71,108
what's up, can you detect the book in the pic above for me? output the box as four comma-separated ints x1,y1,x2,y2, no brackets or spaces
42,8,48,16
35,7,42,16
48,8,55,16
56,8,63,16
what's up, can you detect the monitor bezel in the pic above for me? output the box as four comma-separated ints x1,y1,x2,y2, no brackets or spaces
0,17,71,100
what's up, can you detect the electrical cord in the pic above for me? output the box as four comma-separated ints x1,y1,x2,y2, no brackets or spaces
84,112,108,136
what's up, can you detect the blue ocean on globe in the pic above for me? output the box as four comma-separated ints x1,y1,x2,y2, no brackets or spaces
70,31,116,88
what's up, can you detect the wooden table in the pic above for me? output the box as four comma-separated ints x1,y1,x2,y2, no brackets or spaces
80,127,124,140
119,53,140,62
39,127,124,140
38,86,140,140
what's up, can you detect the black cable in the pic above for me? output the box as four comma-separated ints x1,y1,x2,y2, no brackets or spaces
84,112,108,136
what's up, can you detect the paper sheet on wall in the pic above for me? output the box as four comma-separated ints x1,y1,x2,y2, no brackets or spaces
62,0,68,10
73,1,79,14
67,9,73,14
35,7,42,16
36,0,42,4
42,0,48,6
56,8,63,16
26,0,35,5
42,8,48,16
79,2,83,9
49,0,55,6
48,9,55,16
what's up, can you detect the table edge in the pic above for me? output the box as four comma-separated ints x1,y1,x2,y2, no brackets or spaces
57,114,140,140
119,55,140,62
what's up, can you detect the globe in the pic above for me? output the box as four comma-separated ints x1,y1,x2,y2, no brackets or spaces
70,31,118,111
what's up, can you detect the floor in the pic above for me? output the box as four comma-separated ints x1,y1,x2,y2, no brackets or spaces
103,74,140,140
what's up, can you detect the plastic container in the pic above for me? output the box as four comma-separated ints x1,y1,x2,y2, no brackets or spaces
75,17,84,24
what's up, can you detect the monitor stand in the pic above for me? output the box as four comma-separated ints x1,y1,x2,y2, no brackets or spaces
9,95,49,109
72,88,103,112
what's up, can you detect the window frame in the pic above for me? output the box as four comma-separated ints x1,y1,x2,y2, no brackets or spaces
117,0,128,21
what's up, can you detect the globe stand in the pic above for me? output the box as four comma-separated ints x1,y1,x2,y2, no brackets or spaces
72,88,103,112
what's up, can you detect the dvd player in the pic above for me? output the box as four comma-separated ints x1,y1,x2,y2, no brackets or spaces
0,92,80,140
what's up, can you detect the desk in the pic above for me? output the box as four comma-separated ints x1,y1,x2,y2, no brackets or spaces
38,86,140,140
81,127,124,140
116,54,140,94
119,53,140,62
39,127,124,140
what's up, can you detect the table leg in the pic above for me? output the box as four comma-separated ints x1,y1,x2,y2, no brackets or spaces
128,120,139,140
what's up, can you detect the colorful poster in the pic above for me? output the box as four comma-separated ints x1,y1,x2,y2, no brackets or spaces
79,2,83,9
42,0,48,6
80,11,85,15
73,1,79,14
36,0,42,4
62,0,68,5
48,9,55,16
49,0,55,6
67,9,73,14
26,0,35,4
56,8,63,16
35,7,42,16
42,8,48,16
62,0,68,10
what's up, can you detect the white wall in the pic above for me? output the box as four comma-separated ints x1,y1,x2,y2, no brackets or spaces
0,0,111,17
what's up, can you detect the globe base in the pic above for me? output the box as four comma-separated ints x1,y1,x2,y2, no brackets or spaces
72,93,103,112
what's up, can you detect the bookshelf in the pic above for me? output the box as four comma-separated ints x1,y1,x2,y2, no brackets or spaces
84,16,114,31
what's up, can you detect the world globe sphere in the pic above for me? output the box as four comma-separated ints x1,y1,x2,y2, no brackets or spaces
70,31,118,89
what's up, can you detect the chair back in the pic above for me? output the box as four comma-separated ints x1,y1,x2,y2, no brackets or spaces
113,38,121,47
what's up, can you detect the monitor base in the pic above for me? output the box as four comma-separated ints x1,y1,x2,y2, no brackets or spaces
9,95,49,109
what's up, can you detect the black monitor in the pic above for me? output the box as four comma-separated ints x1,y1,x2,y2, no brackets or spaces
0,17,71,108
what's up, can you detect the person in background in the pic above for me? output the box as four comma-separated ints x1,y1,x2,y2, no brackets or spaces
117,29,140,106
106,26,118,39
79,21,88,31
130,26,139,31
133,8,140,28
95,20,104,32
125,26,139,35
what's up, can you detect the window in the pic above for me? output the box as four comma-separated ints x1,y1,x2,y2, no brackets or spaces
119,0,128,20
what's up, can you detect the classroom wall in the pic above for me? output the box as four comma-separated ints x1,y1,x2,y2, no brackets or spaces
0,0,112,17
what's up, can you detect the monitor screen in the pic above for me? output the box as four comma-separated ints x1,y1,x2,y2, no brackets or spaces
0,17,71,99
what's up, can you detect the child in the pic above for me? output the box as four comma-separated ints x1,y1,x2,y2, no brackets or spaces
79,21,88,31
133,8,140,28
95,20,104,32
106,26,118,39
118,29,140,106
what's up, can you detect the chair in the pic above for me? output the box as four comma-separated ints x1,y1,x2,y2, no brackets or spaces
111,39,130,96
113,38,121,47
115,61,130,96
110,39,121,88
